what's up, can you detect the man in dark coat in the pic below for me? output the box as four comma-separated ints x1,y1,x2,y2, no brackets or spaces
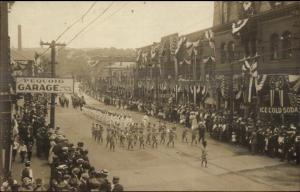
99,169,111,192
112,176,123,192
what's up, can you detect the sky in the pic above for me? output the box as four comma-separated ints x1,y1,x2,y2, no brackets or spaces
9,1,214,49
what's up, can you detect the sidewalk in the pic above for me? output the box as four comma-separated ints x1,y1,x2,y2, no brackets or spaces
11,143,50,187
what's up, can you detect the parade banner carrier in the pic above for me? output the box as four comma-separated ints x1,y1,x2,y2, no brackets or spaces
16,77,74,93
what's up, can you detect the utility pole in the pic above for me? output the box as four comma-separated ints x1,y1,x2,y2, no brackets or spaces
0,2,12,183
40,40,65,128
229,52,234,130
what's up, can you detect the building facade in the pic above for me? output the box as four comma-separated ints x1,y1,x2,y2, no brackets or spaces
101,1,300,124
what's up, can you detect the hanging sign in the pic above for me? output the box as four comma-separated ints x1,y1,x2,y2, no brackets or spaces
259,106,299,114
16,77,74,93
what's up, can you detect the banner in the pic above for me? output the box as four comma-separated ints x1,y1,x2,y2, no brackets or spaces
16,77,73,93
259,107,299,114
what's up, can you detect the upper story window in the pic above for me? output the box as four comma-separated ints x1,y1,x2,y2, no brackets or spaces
227,41,236,61
270,33,280,60
281,31,292,59
220,43,227,64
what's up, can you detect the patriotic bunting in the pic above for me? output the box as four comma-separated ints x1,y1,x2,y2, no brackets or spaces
269,76,285,107
232,18,249,36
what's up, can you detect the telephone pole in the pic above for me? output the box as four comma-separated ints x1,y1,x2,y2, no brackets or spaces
0,2,12,183
40,40,65,128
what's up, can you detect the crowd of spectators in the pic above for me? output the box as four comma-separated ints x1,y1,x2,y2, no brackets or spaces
84,87,300,165
1,93,124,192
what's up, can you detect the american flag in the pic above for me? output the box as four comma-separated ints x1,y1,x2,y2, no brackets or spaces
288,92,300,108
220,76,229,99
169,35,178,55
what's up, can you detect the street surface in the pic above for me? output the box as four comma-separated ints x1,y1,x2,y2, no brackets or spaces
10,86,300,191
51,85,300,191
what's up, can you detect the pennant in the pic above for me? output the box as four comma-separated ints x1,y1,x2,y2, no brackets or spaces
151,43,159,60
136,49,143,63
175,37,186,56
255,75,267,92
205,29,215,49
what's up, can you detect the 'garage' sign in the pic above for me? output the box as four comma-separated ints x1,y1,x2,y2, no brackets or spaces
16,77,73,93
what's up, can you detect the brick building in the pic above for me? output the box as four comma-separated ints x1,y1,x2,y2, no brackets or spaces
133,2,300,124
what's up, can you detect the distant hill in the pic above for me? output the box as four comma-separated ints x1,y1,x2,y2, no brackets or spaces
56,47,136,78
10,47,136,79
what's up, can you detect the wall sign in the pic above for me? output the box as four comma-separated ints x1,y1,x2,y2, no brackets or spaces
259,106,299,114
16,77,73,93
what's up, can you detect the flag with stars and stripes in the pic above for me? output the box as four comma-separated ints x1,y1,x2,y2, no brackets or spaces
287,92,300,108
220,76,229,99
288,75,300,108
169,35,179,55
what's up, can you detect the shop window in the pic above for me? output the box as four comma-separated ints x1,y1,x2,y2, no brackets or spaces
227,41,235,61
270,33,279,60
220,42,226,64
281,31,292,59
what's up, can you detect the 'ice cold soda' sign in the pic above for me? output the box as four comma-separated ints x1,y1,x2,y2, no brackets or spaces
16,77,73,93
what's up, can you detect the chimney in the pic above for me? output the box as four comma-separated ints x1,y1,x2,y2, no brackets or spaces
18,25,22,51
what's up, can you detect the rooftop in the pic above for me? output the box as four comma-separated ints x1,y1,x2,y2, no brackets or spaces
105,61,136,69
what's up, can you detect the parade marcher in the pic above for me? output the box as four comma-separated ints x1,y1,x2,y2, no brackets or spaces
119,130,126,148
109,132,116,152
191,129,198,145
182,127,189,143
106,128,112,148
92,123,96,141
198,122,206,145
201,141,208,168
145,129,151,145
112,176,124,192
139,132,145,149
127,131,134,150
167,128,176,148
160,125,167,145
98,125,104,144
152,130,158,148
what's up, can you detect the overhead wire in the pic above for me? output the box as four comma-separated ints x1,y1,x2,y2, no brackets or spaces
38,1,98,58
76,2,130,41
61,2,115,50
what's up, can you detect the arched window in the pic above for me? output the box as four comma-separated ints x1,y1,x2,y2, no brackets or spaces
281,31,292,59
220,43,226,64
270,33,279,60
227,41,235,61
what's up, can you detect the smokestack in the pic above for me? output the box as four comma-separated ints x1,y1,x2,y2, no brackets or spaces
18,25,22,51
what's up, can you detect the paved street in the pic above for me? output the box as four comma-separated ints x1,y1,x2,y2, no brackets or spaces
52,89,300,191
